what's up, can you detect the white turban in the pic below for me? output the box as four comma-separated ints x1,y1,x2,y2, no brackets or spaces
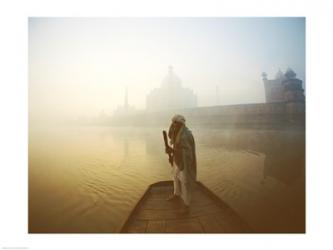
172,114,186,124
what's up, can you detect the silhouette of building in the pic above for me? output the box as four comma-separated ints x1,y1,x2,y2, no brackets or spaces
262,68,305,103
113,88,137,116
146,66,197,111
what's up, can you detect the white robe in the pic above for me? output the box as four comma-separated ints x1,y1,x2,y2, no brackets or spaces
173,165,191,206
170,125,196,206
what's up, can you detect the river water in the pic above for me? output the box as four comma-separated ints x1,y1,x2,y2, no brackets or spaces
29,125,305,233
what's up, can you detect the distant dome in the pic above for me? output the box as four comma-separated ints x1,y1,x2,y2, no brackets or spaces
146,66,197,111
162,65,182,89
285,68,296,79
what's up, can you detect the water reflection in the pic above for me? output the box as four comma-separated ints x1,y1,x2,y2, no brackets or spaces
29,125,305,233
198,128,305,186
196,128,305,232
145,131,164,155
261,134,305,185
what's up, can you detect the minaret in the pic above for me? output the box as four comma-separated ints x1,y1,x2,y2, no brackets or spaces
124,87,129,110
168,65,173,75
262,72,269,103
215,85,220,106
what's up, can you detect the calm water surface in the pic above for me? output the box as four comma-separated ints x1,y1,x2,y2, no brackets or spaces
29,125,305,233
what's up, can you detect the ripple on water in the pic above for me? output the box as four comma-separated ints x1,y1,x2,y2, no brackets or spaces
29,126,305,233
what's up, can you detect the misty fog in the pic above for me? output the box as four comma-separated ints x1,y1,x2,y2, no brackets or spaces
29,17,305,123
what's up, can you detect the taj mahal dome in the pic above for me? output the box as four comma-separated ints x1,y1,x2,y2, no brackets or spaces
146,66,197,111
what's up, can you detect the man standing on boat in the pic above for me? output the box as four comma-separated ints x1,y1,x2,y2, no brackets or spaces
165,114,197,214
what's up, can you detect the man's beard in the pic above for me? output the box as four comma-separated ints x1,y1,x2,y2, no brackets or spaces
168,123,182,145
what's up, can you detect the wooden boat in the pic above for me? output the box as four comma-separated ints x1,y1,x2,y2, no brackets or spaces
120,180,252,233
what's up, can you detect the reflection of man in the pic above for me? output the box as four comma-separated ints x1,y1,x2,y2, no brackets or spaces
165,114,197,214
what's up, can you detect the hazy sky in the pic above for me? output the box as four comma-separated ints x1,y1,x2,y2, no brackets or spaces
29,17,305,118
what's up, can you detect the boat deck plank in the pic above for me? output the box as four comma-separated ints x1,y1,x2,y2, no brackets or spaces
199,214,226,233
121,181,252,233
146,220,166,233
126,220,148,233
165,218,203,233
